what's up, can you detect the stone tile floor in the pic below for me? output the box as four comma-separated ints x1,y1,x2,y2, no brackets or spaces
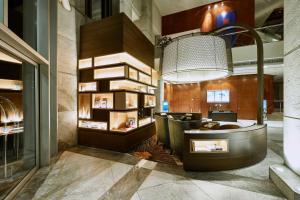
15,124,286,200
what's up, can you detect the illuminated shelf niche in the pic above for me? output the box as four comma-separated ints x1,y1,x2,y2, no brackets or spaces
79,58,92,69
79,120,107,130
148,86,156,94
110,80,147,93
190,139,229,153
94,52,151,75
115,92,138,110
151,69,159,86
129,68,138,80
79,82,97,92
139,72,151,85
139,117,152,127
94,66,126,79
144,95,156,107
110,111,138,132
92,93,114,109
0,79,23,91
79,94,91,119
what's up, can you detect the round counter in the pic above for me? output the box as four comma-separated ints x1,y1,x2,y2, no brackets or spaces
183,123,267,171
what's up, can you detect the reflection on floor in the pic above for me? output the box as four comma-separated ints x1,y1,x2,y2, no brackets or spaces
16,124,286,200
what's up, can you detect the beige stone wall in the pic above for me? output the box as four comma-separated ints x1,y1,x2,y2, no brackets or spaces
284,0,300,176
57,1,87,150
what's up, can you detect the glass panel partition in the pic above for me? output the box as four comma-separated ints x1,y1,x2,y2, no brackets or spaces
0,50,37,199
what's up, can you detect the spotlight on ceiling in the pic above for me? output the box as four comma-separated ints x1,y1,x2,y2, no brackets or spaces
59,0,71,11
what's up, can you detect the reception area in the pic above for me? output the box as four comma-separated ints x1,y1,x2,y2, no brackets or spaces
1,0,300,200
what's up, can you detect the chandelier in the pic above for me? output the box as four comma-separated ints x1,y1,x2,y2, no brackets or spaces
162,35,232,83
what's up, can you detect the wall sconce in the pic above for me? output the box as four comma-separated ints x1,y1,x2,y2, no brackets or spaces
59,0,72,11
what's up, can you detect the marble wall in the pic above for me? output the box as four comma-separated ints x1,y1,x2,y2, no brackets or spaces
283,0,300,176
120,0,162,44
57,1,87,150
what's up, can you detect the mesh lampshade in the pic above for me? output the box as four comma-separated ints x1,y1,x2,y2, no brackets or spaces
162,35,232,83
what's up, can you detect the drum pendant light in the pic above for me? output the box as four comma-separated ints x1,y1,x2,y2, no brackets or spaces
162,35,232,83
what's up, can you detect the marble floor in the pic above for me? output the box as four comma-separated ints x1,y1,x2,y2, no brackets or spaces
15,124,286,200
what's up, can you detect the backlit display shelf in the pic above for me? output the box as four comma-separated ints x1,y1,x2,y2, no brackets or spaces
110,80,147,93
144,95,156,107
78,120,107,130
92,93,114,109
78,58,92,69
109,111,138,132
190,139,229,153
94,66,126,79
129,67,138,80
79,82,97,92
138,117,152,127
94,52,151,75
0,79,23,91
115,92,138,110
79,94,91,119
147,86,156,94
139,72,151,85
151,69,159,86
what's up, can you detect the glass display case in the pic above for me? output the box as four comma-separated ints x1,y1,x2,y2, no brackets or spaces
92,93,114,109
79,82,97,92
94,52,151,75
110,80,147,93
139,72,151,85
94,66,126,79
129,67,138,80
79,58,92,69
151,69,159,86
79,93,91,119
114,92,138,110
190,139,229,153
109,111,138,132
144,95,156,107
78,120,107,130
139,117,152,127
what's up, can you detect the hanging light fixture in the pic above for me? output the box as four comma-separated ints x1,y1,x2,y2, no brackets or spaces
162,35,232,83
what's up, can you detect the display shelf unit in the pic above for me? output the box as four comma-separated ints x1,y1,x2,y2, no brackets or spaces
78,13,157,152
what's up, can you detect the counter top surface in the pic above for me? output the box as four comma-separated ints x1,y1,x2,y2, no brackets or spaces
185,122,266,134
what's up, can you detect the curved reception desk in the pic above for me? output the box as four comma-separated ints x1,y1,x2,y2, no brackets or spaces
183,123,267,171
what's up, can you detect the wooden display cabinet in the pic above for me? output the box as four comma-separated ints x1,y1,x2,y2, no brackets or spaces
78,13,156,152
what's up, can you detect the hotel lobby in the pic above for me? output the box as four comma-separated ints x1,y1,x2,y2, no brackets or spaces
0,0,299,199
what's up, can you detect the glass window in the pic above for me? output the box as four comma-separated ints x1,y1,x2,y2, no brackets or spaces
8,0,37,49
0,50,37,199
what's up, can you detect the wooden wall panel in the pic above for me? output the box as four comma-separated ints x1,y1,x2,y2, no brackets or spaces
162,0,255,36
164,75,274,120
80,13,154,68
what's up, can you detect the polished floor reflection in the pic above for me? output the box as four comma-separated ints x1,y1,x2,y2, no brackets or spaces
16,124,285,200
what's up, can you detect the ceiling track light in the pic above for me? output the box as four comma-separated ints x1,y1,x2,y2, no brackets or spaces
59,0,72,11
